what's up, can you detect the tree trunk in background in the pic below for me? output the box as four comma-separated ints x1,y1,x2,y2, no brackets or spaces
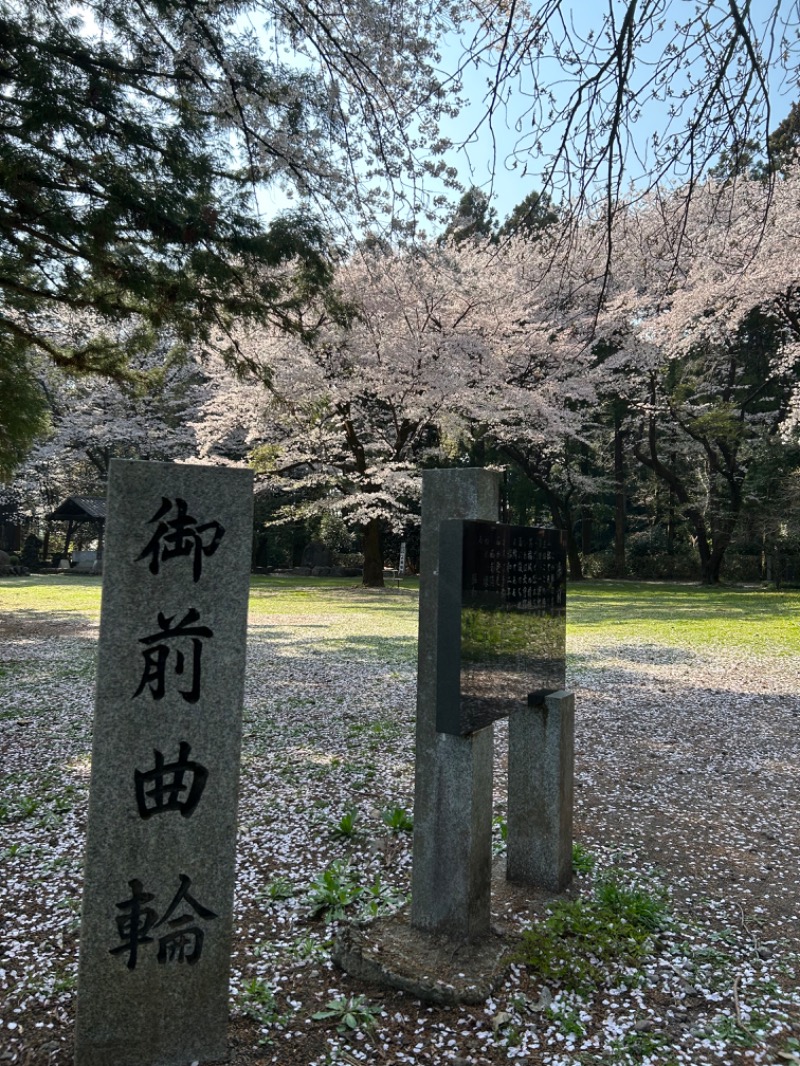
613,416,626,577
566,527,583,582
666,449,677,555
698,539,716,584
362,518,385,587
550,500,583,581
581,509,593,555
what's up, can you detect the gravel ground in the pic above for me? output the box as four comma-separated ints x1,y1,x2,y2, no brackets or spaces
1,589,799,1066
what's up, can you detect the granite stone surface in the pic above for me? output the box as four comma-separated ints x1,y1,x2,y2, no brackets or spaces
507,690,575,891
411,468,500,941
75,459,253,1066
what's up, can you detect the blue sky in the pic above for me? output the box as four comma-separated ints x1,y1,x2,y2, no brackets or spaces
437,0,798,223
206,1,800,231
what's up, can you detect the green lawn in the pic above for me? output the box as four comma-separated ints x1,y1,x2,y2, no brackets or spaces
0,574,104,618
1,573,799,656
567,579,800,655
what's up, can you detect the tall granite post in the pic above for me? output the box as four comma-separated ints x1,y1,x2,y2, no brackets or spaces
76,459,253,1066
507,690,574,891
411,468,501,941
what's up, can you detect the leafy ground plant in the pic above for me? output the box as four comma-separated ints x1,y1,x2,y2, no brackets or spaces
331,807,358,839
572,841,595,874
311,994,382,1036
305,860,363,920
261,876,294,902
239,978,284,1026
381,805,413,832
516,873,669,994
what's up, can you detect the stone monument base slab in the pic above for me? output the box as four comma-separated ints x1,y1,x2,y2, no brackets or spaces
334,860,569,1005
333,912,509,1006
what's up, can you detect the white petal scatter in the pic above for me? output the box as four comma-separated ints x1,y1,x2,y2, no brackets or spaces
1,580,799,1066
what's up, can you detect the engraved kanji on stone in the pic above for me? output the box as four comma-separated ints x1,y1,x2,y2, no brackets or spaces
110,875,218,970
134,742,208,819
137,497,225,582
108,879,157,971
154,874,218,966
133,608,213,704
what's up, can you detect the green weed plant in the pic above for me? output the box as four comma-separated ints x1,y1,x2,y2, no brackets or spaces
381,805,413,833
331,808,358,839
312,994,382,1036
306,860,363,920
516,874,669,995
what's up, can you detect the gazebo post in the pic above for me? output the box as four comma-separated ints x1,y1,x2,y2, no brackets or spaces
45,497,108,567
63,518,76,558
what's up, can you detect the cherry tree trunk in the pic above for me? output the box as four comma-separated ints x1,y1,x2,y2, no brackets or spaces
700,555,721,585
702,537,732,585
613,418,626,578
696,534,721,585
566,531,584,582
548,499,583,582
362,518,385,587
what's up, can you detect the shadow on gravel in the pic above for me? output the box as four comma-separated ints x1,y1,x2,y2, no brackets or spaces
0,608,97,639
573,642,699,665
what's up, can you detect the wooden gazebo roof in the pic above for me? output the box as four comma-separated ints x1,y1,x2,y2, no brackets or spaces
46,497,106,522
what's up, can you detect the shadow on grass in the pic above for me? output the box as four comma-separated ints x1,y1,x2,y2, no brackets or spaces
249,578,419,615
323,634,417,663
261,632,417,663
572,642,699,666
0,606,98,638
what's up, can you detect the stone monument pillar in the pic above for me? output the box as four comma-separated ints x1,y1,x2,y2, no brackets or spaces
507,689,575,891
410,468,500,941
75,459,253,1066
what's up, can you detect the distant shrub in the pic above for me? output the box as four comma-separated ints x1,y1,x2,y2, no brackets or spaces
581,549,698,581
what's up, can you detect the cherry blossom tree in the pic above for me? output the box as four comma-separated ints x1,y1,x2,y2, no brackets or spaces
439,167,800,583
558,171,800,582
196,238,544,584
5,349,208,543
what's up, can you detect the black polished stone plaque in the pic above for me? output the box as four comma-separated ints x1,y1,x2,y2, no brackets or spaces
436,520,566,736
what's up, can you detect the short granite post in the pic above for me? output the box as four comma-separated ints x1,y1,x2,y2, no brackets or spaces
411,468,501,941
75,459,253,1066
506,690,574,891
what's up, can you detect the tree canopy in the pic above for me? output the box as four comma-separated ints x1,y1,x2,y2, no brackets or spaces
7,167,800,583
463,2,799,218
4,0,798,388
0,0,459,379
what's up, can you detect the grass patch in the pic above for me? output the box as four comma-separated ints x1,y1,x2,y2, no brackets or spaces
568,580,800,655
516,873,669,995
3,575,798,658
0,575,102,620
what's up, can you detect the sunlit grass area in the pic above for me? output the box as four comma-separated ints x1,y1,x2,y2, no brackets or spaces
2,574,799,656
567,580,800,655
0,574,103,620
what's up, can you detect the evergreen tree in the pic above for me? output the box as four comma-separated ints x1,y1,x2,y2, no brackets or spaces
768,101,800,174
498,190,559,240
0,0,458,381
0,347,48,480
442,187,498,244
